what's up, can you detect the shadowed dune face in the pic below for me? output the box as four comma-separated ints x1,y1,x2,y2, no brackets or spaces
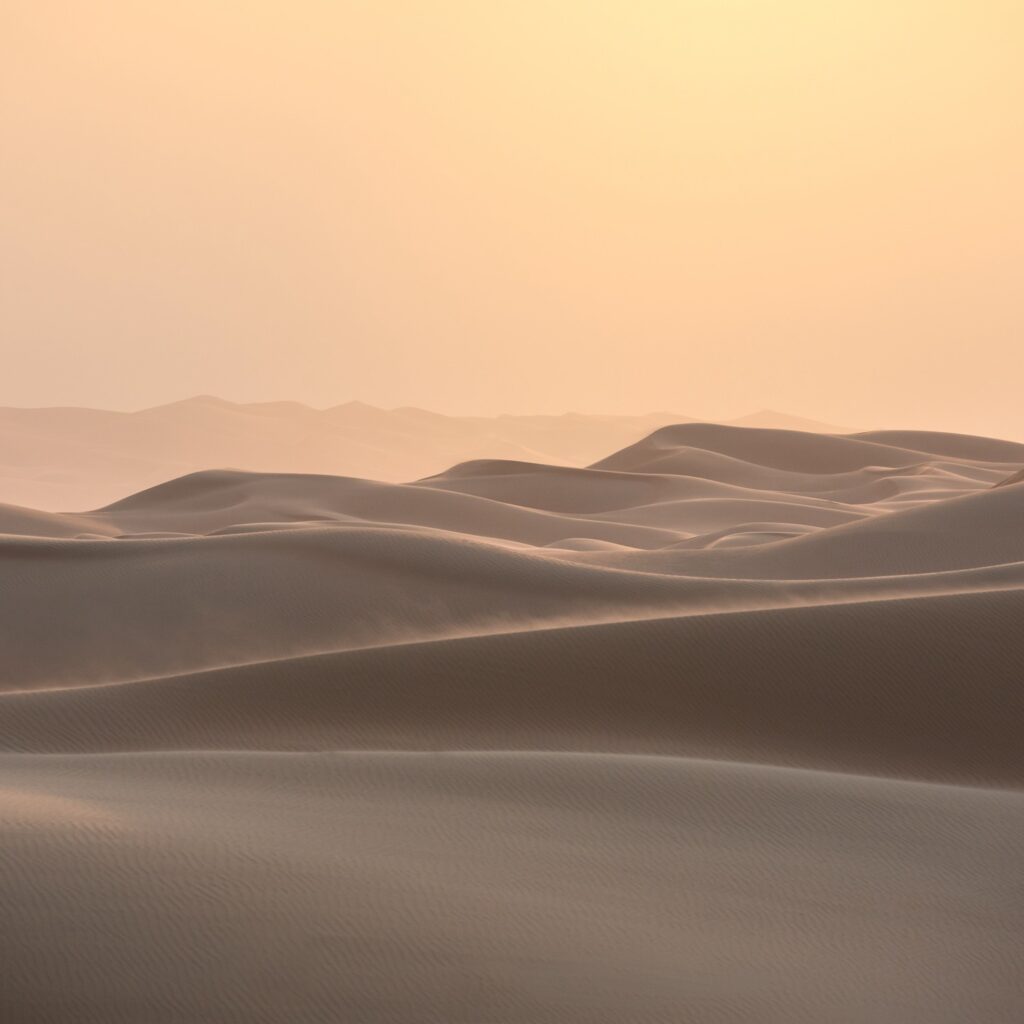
3,422,1024,1022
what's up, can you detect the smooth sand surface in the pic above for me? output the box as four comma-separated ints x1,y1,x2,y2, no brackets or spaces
2,423,1023,1022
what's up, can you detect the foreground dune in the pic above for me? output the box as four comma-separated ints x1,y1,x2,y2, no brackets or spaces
2,423,1023,1021
5,753,1021,1023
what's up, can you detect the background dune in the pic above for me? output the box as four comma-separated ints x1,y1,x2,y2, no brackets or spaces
0,397,850,512
2,420,1023,1021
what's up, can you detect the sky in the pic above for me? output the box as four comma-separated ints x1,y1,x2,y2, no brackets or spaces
2,1,1022,435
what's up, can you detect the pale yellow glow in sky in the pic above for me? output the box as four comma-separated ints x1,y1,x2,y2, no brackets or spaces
2,2,1022,434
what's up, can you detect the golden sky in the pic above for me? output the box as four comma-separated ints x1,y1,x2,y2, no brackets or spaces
2,2,1022,434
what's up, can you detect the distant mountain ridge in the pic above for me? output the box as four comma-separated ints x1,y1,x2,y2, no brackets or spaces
0,397,850,511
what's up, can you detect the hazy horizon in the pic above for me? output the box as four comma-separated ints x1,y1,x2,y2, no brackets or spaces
8,391,1024,442
0,390,835,424
4,2,1022,436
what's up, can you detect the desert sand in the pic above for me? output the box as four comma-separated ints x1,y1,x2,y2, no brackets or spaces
2,421,1023,1022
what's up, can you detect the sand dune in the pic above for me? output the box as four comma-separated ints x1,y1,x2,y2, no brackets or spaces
3,421,1023,1021
854,429,1024,462
5,589,1023,788
0,398,859,513
4,753,1020,1024
3,751,1018,1023
998,466,1024,487
570,478,1024,578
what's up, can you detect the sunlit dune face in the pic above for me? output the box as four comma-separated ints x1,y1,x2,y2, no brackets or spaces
2,2,1022,434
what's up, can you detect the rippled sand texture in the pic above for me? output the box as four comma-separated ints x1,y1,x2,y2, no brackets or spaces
2,423,1023,1022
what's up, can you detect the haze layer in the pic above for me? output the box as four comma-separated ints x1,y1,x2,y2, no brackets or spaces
4,2,1023,435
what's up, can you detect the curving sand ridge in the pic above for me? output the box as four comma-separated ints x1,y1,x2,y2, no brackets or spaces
3,422,1024,1022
